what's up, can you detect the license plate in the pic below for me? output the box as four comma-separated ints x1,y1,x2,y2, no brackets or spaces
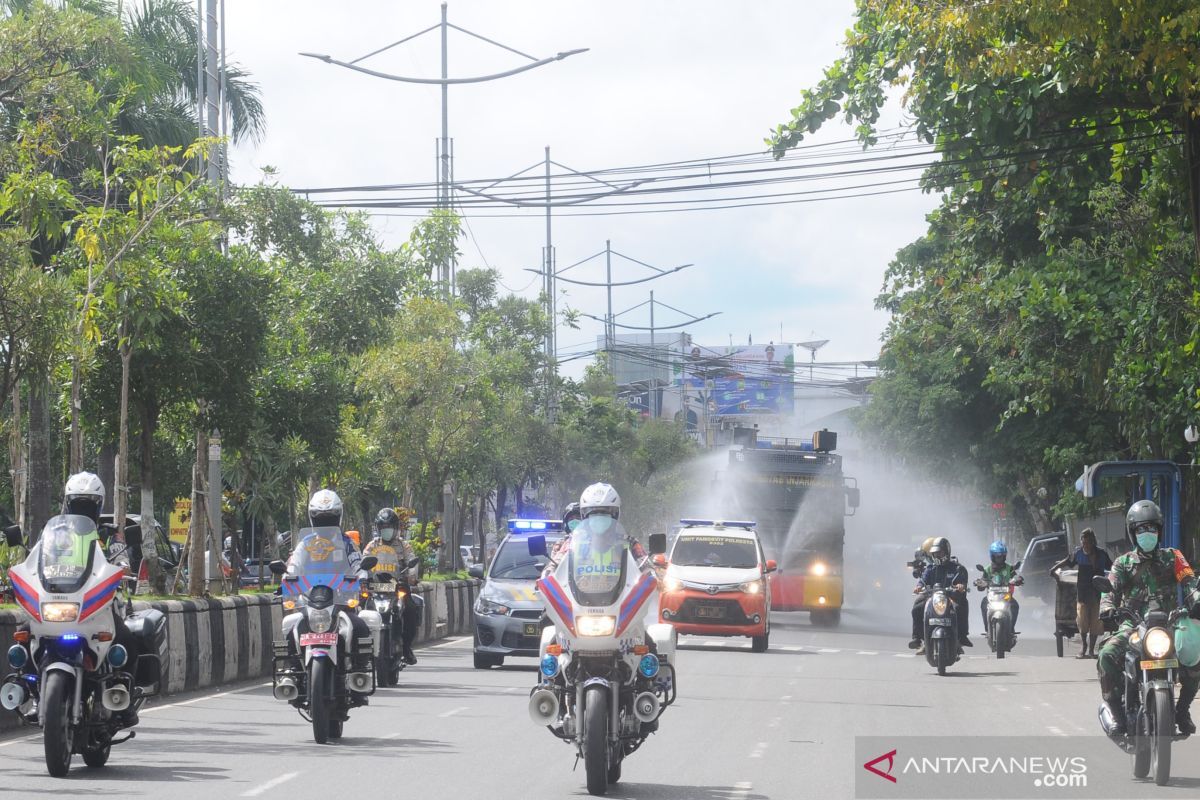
696,606,726,619
1140,658,1178,670
299,632,338,647
929,617,952,626
374,581,396,593
524,623,540,636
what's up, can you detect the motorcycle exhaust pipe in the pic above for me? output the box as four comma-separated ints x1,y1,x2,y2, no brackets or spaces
347,672,372,693
0,681,27,711
633,691,661,723
528,688,559,725
273,677,298,702
102,685,131,712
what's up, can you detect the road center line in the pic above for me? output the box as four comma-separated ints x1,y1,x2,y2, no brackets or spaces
818,648,840,654
144,681,271,713
426,636,472,649
439,706,469,717
748,741,769,759
242,771,300,797
856,651,878,655
732,780,753,799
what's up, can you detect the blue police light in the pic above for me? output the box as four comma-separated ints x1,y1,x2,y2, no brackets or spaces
508,519,564,533
107,644,129,668
58,634,84,651
638,654,660,678
6,645,27,670
540,654,560,677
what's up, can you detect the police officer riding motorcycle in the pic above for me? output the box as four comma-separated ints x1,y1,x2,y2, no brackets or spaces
363,507,423,668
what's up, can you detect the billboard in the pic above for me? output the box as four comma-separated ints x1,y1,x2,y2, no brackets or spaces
676,343,795,416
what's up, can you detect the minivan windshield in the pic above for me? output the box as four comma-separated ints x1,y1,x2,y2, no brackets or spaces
671,534,759,568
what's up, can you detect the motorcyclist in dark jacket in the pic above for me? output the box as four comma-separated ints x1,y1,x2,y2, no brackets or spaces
909,537,972,654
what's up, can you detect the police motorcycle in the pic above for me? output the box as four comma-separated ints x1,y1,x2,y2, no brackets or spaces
1093,575,1200,787
974,561,1022,659
363,555,421,687
2,516,166,776
269,526,381,743
918,581,966,676
527,525,676,796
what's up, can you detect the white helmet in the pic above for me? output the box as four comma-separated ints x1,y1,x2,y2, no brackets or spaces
64,471,105,519
308,489,344,528
579,483,620,519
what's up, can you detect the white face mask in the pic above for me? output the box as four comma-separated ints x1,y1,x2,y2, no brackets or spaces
379,528,396,542
588,514,615,535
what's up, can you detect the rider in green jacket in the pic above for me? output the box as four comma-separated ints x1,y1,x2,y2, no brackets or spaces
975,540,1023,633
1097,500,1200,735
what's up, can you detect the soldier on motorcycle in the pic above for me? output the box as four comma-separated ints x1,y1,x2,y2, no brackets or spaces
1097,500,1200,735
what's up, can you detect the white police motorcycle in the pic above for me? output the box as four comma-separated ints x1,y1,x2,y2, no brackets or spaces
270,527,381,743
1,515,165,776
527,521,676,796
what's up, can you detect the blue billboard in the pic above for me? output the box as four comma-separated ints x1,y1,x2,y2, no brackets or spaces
677,344,795,416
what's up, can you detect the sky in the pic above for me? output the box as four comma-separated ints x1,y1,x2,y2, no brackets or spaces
225,0,940,375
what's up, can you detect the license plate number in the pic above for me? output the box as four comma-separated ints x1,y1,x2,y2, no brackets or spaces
1140,658,1178,670
696,606,726,619
929,617,952,626
374,581,396,593
299,632,338,647
524,623,540,636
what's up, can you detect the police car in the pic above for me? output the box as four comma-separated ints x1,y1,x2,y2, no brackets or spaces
469,519,564,669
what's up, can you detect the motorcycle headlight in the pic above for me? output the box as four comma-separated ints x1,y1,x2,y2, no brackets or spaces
307,607,333,634
42,602,80,622
932,594,948,616
1145,627,1172,659
663,576,682,592
474,596,509,616
989,601,1007,611
740,580,763,595
576,615,616,637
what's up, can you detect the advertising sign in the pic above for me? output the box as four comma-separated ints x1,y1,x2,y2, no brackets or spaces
168,498,191,545
677,343,795,416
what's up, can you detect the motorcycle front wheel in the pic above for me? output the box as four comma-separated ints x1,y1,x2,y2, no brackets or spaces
995,620,1007,659
310,658,332,744
1152,687,1173,786
934,639,947,676
584,685,610,796
1133,706,1151,779
42,671,75,777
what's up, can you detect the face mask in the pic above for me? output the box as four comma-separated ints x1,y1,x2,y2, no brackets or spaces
1135,530,1159,552
380,528,395,542
589,515,614,534
567,519,580,532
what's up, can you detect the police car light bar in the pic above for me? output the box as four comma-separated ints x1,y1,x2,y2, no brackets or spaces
507,519,564,533
678,519,757,529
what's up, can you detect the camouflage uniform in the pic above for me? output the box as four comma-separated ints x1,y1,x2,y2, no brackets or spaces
1097,546,1200,714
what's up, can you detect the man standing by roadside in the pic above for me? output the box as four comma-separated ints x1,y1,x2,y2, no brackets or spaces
1052,528,1113,658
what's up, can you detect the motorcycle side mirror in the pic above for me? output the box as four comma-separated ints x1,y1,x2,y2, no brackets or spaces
2,524,23,548
527,534,548,558
1092,575,1114,594
360,555,379,572
468,564,485,579
1013,560,1022,571
407,557,421,569
648,533,667,555
268,560,287,576
652,554,668,569
975,564,985,572
764,559,778,574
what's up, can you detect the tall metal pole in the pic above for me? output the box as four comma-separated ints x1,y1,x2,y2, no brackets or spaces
605,240,613,370
204,0,220,186
649,291,656,418
544,146,557,421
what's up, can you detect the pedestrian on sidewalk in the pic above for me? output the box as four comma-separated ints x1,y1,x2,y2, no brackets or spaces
1052,528,1112,658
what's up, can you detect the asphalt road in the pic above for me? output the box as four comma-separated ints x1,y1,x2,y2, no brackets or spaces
2,604,1198,799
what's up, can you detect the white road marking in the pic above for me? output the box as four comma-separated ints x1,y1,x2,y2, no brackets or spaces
780,695,792,702
996,686,1009,692
383,732,404,739
732,780,753,799
1022,705,1033,712
767,717,781,729
818,648,840,654
504,686,521,694
426,636,472,649
856,651,878,656
749,741,768,759
241,771,300,797
0,733,40,749
1046,726,1067,737
144,681,271,713
439,706,469,718
893,653,913,658
782,645,803,652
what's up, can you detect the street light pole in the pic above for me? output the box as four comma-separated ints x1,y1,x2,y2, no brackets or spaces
300,6,587,296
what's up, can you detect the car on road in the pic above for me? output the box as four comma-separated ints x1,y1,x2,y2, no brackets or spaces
1017,531,1069,605
468,518,564,669
658,519,777,652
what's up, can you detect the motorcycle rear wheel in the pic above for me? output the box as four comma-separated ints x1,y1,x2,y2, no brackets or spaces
1152,688,1173,786
43,671,75,777
584,685,609,796
310,658,332,744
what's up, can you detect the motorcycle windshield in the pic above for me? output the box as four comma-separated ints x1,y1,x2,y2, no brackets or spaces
284,527,359,604
567,516,629,607
35,514,102,594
